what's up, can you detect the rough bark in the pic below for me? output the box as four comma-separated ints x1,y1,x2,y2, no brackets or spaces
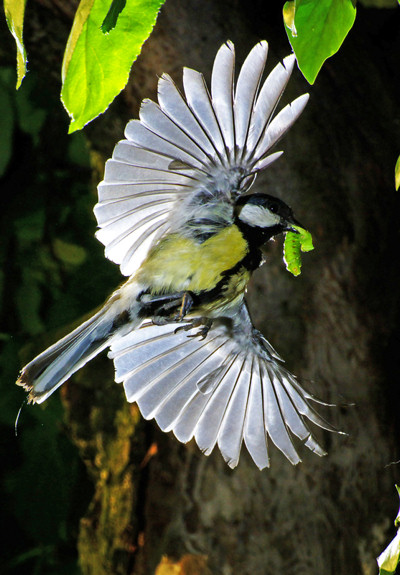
8,1,400,574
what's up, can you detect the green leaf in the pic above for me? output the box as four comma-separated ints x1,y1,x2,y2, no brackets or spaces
14,210,45,245
101,0,127,33
283,0,357,84
61,0,165,133
395,155,400,191
283,226,314,276
3,0,28,88
53,238,87,266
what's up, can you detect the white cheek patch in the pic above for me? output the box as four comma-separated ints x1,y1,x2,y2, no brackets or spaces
239,204,281,228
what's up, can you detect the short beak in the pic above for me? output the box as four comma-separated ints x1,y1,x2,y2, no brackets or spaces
283,216,303,233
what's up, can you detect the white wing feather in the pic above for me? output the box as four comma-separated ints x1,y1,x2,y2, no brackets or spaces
211,40,235,155
234,41,268,154
245,55,295,156
109,305,335,469
158,73,222,161
94,41,308,277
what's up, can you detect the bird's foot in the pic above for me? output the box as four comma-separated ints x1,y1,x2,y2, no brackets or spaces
174,317,213,340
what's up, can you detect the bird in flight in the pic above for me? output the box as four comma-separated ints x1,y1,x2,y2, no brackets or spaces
17,40,336,469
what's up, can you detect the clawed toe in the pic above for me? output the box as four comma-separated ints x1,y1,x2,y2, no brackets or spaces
174,317,212,340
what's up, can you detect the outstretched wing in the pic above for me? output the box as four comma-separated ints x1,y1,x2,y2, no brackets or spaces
94,41,309,277
109,304,336,469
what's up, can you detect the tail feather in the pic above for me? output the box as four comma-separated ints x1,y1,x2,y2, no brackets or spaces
17,304,119,404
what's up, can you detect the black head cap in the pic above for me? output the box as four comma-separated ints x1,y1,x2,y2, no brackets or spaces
234,193,302,247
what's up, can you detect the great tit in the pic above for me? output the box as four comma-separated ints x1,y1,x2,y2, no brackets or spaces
17,41,336,469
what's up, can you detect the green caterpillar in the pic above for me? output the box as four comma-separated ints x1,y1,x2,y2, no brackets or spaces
283,225,314,276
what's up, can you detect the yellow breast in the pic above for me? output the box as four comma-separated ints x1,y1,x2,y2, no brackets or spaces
135,225,249,295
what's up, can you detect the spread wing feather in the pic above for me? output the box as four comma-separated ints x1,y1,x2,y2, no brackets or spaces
109,305,335,469
139,99,213,166
211,40,235,154
246,55,295,154
158,73,223,162
183,67,228,159
95,40,308,277
234,41,268,155
253,94,309,169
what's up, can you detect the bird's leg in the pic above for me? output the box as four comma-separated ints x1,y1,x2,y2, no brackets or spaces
137,290,194,323
137,290,211,337
176,291,194,320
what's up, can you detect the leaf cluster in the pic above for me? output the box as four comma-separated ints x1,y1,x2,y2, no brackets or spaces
4,0,398,188
4,0,398,129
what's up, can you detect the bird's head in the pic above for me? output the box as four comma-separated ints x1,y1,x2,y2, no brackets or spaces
234,193,302,247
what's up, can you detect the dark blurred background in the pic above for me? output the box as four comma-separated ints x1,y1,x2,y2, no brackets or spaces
1,1,400,574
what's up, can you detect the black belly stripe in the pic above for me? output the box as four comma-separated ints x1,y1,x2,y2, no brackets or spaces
191,247,262,306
